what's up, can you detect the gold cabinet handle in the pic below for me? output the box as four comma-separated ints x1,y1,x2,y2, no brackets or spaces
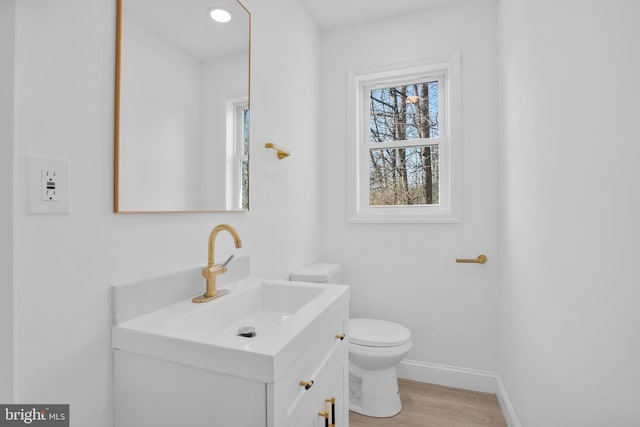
325,397,336,425
456,254,487,264
318,411,329,427
335,334,345,341
299,380,314,390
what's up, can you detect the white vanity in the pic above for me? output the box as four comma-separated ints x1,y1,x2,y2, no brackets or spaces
112,260,350,427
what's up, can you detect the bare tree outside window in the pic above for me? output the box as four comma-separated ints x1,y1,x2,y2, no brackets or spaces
368,81,440,206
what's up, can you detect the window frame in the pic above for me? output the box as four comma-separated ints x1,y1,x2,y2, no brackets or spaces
225,96,249,210
347,54,462,223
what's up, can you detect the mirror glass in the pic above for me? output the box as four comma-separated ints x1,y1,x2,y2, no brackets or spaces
115,0,250,212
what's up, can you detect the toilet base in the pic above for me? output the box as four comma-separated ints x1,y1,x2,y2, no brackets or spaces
348,363,402,418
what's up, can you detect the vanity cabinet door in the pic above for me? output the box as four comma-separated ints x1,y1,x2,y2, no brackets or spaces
268,305,349,427
290,342,349,427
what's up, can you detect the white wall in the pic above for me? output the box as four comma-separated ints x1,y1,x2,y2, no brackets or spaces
320,0,500,374
11,0,321,425
498,0,640,425
0,0,16,404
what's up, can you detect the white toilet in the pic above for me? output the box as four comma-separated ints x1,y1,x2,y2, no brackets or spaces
290,263,413,418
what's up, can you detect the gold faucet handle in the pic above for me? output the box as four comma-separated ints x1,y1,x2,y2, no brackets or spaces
201,264,227,279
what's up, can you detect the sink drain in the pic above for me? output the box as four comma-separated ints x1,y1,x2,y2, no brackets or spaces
238,326,256,338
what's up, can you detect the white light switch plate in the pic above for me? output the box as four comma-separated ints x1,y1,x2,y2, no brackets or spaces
27,156,70,214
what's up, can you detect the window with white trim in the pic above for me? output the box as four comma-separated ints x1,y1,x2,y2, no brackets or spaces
226,97,249,210
347,55,461,223
235,103,249,210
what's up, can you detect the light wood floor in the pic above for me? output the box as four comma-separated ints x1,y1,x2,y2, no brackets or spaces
349,379,507,427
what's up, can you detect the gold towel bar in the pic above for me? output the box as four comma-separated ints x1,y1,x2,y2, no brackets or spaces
456,254,488,264
264,142,291,159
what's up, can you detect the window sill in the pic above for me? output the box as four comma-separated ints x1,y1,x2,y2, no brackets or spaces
348,205,462,224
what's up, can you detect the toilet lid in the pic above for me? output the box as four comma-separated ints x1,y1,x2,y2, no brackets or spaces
348,318,411,347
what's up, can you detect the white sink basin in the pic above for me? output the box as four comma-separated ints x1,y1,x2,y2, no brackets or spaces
112,277,349,383
147,281,324,344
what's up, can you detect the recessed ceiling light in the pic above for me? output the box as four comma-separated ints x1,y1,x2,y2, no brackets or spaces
209,8,231,23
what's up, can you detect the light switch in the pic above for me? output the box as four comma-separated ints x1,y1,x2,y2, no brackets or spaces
27,156,70,214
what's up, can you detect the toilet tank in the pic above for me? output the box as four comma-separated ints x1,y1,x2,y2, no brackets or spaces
290,263,342,284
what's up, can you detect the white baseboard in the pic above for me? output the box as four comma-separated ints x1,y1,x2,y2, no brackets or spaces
397,359,498,393
496,376,523,427
396,359,523,427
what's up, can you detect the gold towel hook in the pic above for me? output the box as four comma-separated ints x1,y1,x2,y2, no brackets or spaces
456,254,488,264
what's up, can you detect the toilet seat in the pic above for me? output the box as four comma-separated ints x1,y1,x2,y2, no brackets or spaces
349,319,411,348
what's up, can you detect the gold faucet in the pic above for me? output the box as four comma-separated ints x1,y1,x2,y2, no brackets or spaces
192,224,242,303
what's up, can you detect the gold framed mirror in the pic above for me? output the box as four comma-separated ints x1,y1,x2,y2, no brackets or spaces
114,0,250,212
